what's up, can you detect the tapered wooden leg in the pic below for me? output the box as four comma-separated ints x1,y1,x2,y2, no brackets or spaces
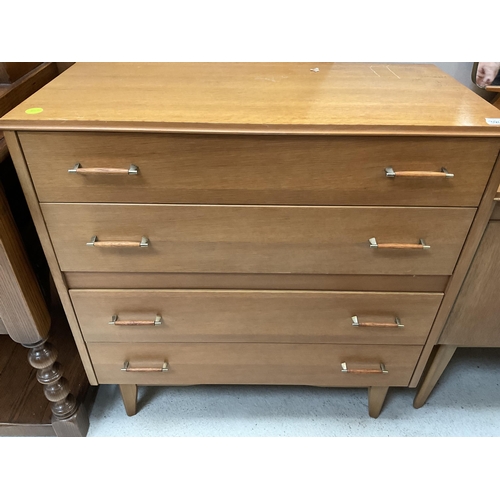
119,384,138,416
368,386,389,418
413,345,457,409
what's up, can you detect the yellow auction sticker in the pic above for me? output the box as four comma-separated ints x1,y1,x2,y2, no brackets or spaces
25,108,44,114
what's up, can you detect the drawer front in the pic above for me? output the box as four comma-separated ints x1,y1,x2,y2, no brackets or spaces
88,342,423,387
71,289,442,344
42,204,475,275
20,132,498,206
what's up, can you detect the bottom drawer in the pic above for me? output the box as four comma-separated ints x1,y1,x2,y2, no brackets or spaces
88,343,422,387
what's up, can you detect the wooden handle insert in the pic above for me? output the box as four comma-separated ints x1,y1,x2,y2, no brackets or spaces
385,167,454,178
357,322,398,328
110,315,162,326
351,316,403,328
394,171,447,177
369,238,430,250
121,361,169,372
377,243,424,249
341,362,388,374
68,163,138,175
114,320,156,326
76,168,130,174
93,241,142,247
87,236,149,247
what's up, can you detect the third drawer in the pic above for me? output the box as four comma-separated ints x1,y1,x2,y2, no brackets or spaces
70,289,443,344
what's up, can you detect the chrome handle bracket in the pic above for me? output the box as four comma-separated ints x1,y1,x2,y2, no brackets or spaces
68,163,81,173
385,166,396,178
87,236,97,246
419,238,431,249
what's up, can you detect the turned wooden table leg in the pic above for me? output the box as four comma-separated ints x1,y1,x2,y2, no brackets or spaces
119,384,138,416
23,338,89,436
368,386,389,418
413,345,457,409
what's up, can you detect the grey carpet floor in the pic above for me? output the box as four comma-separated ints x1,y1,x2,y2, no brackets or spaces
86,347,500,437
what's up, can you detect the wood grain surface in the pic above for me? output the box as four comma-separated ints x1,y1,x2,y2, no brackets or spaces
2,63,500,136
490,202,500,220
89,342,422,387
64,272,449,292
0,63,41,84
438,222,500,346
70,289,442,345
42,203,475,275
409,146,500,386
0,184,50,344
18,132,500,207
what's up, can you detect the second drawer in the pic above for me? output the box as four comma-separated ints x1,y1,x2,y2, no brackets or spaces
70,289,443,344
43,204,475,275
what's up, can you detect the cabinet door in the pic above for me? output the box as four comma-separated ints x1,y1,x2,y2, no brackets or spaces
439,221,500,346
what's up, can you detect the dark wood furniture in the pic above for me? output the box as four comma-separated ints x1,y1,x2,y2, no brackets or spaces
0,62,89,436
2,63,500,420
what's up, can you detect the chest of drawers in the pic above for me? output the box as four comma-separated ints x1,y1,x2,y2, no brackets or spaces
2,63,500,418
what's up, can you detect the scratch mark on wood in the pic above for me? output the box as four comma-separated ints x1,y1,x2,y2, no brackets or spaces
386,66,401,79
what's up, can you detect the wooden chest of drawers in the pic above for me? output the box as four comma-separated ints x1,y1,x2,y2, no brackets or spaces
2,63,500,418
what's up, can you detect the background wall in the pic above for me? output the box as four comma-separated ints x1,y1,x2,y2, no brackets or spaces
423,62,491,100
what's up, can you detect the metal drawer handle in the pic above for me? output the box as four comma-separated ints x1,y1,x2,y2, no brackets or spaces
385,167,453,178
351,316,404,328
87,235,149,247
341,362,388,374
110,314,162,326
121,361,169,372
68,163,138,175
369,237,430,250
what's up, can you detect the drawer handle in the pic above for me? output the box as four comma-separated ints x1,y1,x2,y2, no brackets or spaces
385,167,454,178
121,361,169,372
68,163,138,175
351,315,404,328
87,235,149,247
341,362,388,374
110,314,162,326
369,237,430,250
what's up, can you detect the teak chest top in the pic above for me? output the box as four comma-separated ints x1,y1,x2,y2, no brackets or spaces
2,62,500,135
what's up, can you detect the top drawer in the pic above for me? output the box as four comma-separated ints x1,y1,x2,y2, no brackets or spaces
19,132,499,207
